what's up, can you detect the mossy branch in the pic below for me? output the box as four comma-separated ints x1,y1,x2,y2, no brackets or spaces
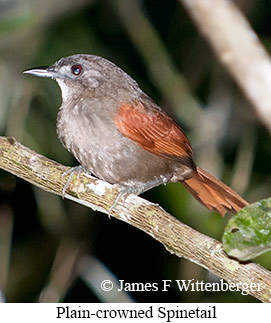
0,136,270,302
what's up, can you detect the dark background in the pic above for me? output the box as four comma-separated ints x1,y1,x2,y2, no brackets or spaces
0,0,270,302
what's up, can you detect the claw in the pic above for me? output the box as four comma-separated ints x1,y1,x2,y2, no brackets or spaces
108,188,130,218
61,165,85,198
107,178,166,218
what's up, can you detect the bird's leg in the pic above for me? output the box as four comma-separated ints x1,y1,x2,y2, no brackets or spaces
109,177,167,216
61,165,87,198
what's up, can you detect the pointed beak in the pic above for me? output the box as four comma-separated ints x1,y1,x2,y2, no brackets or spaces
23,66,58,79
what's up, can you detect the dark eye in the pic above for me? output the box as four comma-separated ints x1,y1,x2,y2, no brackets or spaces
71,64,82,76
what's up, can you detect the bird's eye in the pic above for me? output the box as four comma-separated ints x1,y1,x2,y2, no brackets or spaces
71,64,82,76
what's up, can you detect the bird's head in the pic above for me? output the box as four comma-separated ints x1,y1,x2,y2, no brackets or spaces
23,54,140,102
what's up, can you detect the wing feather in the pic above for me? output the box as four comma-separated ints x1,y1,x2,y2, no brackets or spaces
114,101,193,162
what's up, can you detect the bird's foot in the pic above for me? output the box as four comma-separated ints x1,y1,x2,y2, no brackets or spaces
108,178,165,217
61,165,87,198
108,186,134,217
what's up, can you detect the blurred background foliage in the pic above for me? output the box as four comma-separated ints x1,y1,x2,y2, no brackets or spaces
0,0,270,303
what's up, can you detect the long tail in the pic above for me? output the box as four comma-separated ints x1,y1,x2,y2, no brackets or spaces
182,167,248,216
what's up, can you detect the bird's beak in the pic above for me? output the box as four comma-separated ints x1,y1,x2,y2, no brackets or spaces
23,66,58,79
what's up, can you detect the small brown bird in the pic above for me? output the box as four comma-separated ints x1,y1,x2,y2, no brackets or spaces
24,54,248,216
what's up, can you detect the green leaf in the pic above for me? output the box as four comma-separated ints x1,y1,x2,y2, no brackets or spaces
222,197,271,261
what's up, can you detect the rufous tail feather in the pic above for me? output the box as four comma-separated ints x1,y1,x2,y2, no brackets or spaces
183,167,248,216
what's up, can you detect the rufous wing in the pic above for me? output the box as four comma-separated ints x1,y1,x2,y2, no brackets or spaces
114,101,193,163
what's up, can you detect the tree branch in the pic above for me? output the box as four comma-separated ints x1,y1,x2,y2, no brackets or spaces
180,0,271,132
0,136,270,302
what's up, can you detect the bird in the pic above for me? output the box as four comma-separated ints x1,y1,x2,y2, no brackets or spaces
23,54,248,216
